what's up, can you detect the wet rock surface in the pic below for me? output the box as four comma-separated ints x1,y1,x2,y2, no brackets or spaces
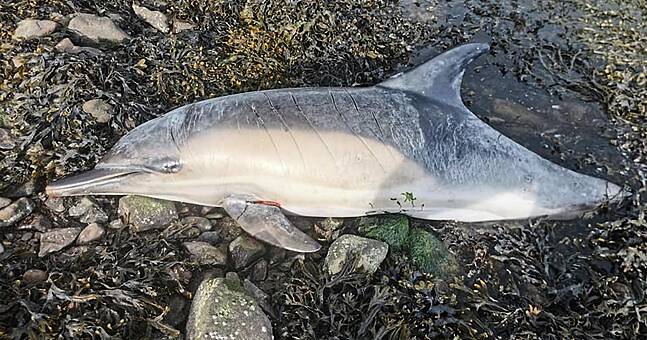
38,227,81,257
228,234,266,270
76,223,105,244
68,197,108,224
183,241,227,266
67,13,129,45
132,4,169,33
12,19,58,40
186,273,272,340
0,198,35,228
119,195,178,232
325,234,388,275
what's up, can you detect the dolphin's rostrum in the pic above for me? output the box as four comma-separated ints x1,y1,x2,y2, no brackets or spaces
47,43,626,252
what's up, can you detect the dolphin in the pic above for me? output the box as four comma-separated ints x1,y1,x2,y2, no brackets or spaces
46,43,626,253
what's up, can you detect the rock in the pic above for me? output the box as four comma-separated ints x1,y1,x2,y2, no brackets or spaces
243,279,273,316
20,232,33,241
0,198,35,228
0,197,10,209
407,228,459,277
119,195,178,232
68,197,109,223
18,214,52,232
314,217,344,241
358,215,410,251
77,223,105,244
0,128,17,150
164,294,190,327
214,217,242,241
0,243,4,254
132,4,170,33
55,38,103,55
38,227,81,257
186,273,272,340
197,231,220,245
250,259,268,281
182,216,212,232
108,219,125,229
12,19,58,40
23,269,48,283
325,234,388,275
44,197,66,213
183,241,227,266
82,99,112,123
228,235,266,270
172,20,195,33
68,13,130,45
3,180,36,198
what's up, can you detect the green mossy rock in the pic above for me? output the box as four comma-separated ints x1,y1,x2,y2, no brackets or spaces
407,228,459,277
358,215,410,251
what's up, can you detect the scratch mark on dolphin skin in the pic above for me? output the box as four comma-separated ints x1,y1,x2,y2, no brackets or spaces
249,103,287,173
263,92,307,170
290,91,339,167
330,91,387,172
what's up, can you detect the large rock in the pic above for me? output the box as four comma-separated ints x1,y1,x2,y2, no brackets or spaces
228,235,266,270
82,99,112,123
325,234,388,275
12,19,58,40
68,197,108,223
132,4,169,33
186,273,272,340
183,241,227,266
68,13,130,44
0,198,35,228
119,195,178,232
38,227,81,257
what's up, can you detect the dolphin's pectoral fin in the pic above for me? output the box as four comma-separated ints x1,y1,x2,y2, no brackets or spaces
222,197,321,253
379,43,490,107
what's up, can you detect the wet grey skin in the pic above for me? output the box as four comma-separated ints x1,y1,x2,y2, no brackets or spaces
46,43,627,253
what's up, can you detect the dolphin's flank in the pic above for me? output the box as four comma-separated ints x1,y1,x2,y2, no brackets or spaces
46,43,627,252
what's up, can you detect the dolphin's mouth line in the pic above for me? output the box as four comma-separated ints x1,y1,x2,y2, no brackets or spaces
46,168,142,197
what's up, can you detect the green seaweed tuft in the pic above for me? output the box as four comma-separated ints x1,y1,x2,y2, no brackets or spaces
358,215,410,251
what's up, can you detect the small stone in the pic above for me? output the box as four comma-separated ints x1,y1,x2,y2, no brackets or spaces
325,234,388,275
77,223,105,244
44,197,66,213
23,269,48,283
0,128,17,150
20,232,33,241
108,219,125,229
19,213,52,232
229,235,266,270
68,13,130,45
55,38,103,55
119,195,178,232
197,231,220,245
0,197,10,209
133,4,170,33
0,243,4,254
38,227,81,257
250,259,268,281
314,217,344,241
186,274,272,340
215,217,242,241
183,241,227,266
82,99,112,123
12,19,58,40
172,20,195,33
0,198,35,228
182,216,212,232
68,197,109,223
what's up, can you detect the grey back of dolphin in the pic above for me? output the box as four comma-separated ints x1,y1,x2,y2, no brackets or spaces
46,43,626,252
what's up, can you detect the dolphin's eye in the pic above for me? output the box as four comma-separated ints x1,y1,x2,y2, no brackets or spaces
144,157,182,174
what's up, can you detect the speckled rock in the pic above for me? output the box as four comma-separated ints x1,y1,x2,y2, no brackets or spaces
108,219,125,229
44,197,66,213
38,227,81,257
55,38,103,55
0,128,17,150
228,235,266,270
82,98,112,123
182,216,212,232
12,19,58,40
0,198,35,228
0,197,10,209
183,241,228,266
68,197,108,223
23,269,48,283
172,20,195,33
186,273,272,340
77,223,105,244
119,195,178,232
325,234,388,275
68,13,130,44
133,4,170,33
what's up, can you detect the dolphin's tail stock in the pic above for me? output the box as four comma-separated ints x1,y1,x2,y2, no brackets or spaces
378,43,489,107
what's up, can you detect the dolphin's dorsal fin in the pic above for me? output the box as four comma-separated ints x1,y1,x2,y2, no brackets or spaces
379,43,489,107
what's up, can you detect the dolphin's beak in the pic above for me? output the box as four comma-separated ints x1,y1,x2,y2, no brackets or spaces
46,168,141,197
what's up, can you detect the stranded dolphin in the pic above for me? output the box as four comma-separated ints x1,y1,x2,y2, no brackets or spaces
46,43,626,253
